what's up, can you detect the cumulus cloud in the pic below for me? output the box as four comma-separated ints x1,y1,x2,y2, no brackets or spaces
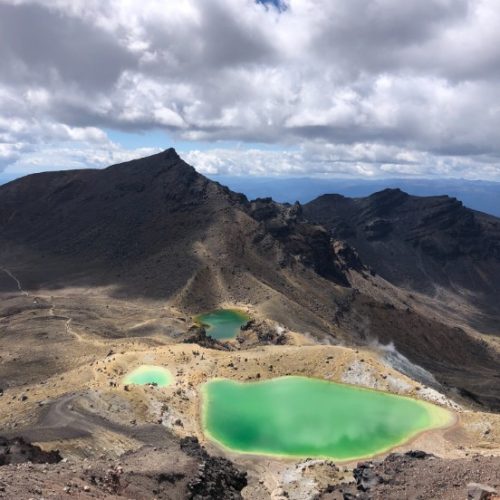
184,144,500,180
0,0,500,178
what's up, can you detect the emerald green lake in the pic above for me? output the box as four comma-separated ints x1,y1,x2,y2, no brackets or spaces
123,365,172,387
202,376,453,461
195,309,250,340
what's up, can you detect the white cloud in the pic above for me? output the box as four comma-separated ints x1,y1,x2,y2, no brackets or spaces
0,0,499,178
4,141,161,175
184,144,500,180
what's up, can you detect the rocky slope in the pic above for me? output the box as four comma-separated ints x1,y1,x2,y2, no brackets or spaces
304,189,500,333
0,437,247,499
0,148,346,299
0,149,498,410
322,451,500,499
0,149,499,499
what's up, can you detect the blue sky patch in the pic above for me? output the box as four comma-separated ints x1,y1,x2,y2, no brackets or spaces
256,0,287,12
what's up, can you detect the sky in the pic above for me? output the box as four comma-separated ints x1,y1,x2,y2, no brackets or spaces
1,0,500,180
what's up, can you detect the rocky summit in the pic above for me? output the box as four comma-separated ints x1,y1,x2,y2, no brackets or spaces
0,150,499,499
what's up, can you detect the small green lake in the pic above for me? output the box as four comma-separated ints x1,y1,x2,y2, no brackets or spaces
202,376,453,461
195,309,250,340
123,365,173,387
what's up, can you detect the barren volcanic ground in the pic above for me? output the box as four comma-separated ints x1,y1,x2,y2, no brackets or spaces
0,149,499,499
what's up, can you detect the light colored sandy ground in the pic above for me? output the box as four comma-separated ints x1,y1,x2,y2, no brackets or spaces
1,289,499,499
2,338,499,495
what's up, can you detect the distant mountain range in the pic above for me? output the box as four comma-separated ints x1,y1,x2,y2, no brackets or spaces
3,171,500,216
210,176,500,217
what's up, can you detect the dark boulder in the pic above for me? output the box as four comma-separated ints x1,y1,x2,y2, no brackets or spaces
0,436,62,466
183,327,232,351
353,462,384,491
180,437,247,499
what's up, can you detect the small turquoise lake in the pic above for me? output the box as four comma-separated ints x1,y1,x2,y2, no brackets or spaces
123,365,173,387
195,309,250,340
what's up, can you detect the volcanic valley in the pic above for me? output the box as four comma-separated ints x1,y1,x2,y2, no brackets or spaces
0,149,499,499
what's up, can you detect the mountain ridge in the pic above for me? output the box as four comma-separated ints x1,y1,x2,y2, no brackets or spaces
0,149,499,410
304,187,500,334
